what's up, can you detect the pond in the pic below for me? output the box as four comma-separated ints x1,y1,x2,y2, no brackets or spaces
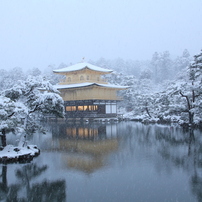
1,121,202,201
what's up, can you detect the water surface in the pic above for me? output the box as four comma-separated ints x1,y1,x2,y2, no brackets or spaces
2,121,202,201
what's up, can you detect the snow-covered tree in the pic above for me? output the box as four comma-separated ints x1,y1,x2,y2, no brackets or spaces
184,50,202,125
0,76,64,147
0,67,27,91
94,57,110,69
43,64,64,85
157,50,202,126
139,68,152,80
151,51,173,83
173,49,191,72
0,96,27,147
27,67,42,77
151,52,160,83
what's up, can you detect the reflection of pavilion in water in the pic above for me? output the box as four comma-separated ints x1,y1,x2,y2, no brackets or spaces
51,123,119,173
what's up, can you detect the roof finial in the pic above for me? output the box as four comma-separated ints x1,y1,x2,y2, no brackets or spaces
82,57,85,62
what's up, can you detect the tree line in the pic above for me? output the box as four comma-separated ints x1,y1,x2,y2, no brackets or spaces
107,50,202,128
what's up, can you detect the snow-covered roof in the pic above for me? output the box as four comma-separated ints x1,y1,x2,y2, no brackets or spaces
53,62,113,74
54,82,129,90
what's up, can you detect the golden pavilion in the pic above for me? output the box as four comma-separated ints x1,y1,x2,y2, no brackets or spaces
53,62,127,118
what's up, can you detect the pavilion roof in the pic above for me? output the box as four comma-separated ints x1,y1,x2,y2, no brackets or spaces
54,82,129,90
53,62,113,74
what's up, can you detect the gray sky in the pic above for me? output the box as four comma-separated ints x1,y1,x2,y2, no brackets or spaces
0,0,202,70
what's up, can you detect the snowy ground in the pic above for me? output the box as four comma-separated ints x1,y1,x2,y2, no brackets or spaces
0,144,40,161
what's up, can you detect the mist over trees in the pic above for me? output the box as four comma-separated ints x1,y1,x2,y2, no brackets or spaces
1,48,202,128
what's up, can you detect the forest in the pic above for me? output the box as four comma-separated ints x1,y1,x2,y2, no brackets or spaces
0,48,202,133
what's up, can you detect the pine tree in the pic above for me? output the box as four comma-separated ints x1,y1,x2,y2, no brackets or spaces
185,50,202,125
0,76,64,147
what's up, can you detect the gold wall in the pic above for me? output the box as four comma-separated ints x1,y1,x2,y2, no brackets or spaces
59,86,122,101
58,69,108,85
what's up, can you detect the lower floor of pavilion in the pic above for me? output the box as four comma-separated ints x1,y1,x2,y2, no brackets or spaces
64,100,118,118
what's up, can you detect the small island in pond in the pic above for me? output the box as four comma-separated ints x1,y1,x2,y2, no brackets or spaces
0,145,40,163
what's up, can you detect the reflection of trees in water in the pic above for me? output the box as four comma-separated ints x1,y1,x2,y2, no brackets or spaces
0,165,19,201
188,130,202,202
114,123,202,201
23,180,66,202
155,128,202,202
0,163,66,201
191,172,202,202
110,122,155,167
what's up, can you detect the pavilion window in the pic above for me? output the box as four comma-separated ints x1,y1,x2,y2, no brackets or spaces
66,106,76,111
84,128,88,137
71,128,77,137
89,105,97,111
89,128,98,137
72,106,76,111
66,128,77,137
67,77,71,82
78,128,83,137
66,105,98,112
80,76,84,80
83,105,88,111
66,106,72,111
78,106,84,111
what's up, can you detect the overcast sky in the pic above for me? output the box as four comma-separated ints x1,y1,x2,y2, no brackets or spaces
0,0,202,70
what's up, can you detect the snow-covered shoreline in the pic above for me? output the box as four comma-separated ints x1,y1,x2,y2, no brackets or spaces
0,144,40,163
122,111,202,128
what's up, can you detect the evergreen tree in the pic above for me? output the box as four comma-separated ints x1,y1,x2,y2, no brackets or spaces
0,76,64,147
174,49,191,73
